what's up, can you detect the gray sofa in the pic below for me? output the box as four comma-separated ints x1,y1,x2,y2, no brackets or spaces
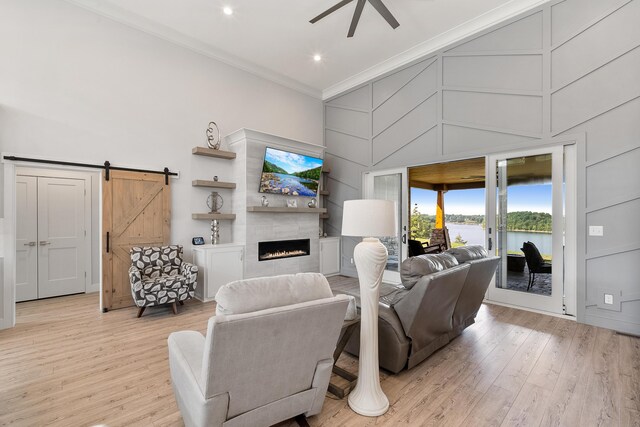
330,245,499,373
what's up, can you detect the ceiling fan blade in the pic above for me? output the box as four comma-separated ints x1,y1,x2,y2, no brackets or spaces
367,0,400,29
348,0,367,37
310,0,355,23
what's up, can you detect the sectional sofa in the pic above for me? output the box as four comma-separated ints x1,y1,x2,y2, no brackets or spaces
330,245,499,373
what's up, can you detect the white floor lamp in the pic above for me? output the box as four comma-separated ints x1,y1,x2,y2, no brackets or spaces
341,199,396,416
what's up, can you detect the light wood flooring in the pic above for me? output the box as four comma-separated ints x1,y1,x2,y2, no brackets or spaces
0,278,638,426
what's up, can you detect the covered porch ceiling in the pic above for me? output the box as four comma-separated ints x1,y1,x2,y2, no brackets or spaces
408,155,552,191
409,157,486,191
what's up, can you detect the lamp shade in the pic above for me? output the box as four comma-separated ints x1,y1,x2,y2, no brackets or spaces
341,199,397,237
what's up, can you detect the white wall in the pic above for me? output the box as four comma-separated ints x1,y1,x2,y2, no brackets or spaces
0,0,323,326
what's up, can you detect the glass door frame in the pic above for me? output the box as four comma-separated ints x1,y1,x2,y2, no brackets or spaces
485,145,565,314
363,168,409,284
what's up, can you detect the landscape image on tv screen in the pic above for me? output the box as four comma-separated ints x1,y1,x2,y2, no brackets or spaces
259,147,324,197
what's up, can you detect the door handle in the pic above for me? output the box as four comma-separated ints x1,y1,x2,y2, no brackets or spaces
24,241,36,246
488,237,493,251
39,241,51,246
106,232,110,253
402,233,407,244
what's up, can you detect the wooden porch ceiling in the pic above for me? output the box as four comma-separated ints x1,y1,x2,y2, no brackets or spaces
409,155,552,190
409,157,486,190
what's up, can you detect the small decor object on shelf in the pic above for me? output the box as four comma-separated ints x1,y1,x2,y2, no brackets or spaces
308,198,317,208
207,191,224,213
286,199,298,208
261,195,269,207
211,220,220,245
192,236,205,245
206,191,224,245
213,175,219,182
206,121,221,150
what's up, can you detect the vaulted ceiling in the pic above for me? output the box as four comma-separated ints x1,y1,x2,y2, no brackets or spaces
66,0,548,98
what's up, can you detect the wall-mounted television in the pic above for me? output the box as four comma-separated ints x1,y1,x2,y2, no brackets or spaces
259,147,324,197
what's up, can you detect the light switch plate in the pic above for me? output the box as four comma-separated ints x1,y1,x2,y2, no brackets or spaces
604,294,613,305
589,225,604,236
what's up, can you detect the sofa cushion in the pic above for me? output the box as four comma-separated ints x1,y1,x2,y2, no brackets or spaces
400,253,459,289
446,245,488,263
433,252,459,268
215,273,334,315
142,274,187,292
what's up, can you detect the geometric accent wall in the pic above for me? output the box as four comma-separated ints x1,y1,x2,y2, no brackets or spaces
324,0,640,335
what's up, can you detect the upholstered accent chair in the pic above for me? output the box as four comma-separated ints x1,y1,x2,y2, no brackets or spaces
129,245,198,317
168,273,350,427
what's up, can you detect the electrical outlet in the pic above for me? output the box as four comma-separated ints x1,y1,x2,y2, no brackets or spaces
589,225,604,236
350,257,354,265
604,294,614,305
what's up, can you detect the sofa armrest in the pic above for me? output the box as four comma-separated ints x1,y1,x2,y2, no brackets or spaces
169,331,229,427
129,265,143,301
305,358,334,417
394,264,470,346
180,262,199,290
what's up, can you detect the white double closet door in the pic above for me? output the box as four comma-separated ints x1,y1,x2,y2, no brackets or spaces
16,175,86,301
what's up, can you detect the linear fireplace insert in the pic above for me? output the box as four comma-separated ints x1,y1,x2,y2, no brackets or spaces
258,238,311,261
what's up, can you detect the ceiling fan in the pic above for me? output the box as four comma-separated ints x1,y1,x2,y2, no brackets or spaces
310,0,400,38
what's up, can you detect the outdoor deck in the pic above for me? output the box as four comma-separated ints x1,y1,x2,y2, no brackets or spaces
505,265,552,296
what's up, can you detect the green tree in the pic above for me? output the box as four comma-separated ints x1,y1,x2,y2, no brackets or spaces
454,233,468,246
410,204,433,240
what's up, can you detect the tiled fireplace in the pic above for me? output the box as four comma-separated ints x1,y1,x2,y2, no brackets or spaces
228,129,323,279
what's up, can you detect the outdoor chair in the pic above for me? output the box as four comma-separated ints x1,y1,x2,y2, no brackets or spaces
408,239,444,257
520,241,551,291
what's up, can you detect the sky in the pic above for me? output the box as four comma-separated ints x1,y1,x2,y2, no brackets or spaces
411,184,552,216
264,147,323,174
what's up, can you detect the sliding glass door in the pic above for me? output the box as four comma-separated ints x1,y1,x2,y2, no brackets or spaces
363,168,408,283
486,146,564,314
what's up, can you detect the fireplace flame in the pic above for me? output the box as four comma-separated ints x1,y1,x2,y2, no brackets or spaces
259,249,308,260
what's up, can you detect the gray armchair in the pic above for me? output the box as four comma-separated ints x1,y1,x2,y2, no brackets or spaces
168,273,349,427
129,245,198,317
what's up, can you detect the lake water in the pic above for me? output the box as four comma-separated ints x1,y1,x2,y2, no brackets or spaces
260,173,318,197
448,223,553,255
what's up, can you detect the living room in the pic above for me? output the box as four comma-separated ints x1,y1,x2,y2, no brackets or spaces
1,0,639,426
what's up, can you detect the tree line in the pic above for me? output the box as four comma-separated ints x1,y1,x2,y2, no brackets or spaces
410,205,552,240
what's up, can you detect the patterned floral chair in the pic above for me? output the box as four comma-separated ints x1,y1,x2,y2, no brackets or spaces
129,245,198,317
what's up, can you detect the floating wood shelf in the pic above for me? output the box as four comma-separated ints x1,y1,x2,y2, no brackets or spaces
192,147,236,159
319,189,330,196
192,180,236,189
320,213,330,219
247,206,327,214
322,168,331,174
192,213,236,220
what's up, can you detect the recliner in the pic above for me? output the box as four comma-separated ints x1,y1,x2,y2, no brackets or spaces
168,273,349,427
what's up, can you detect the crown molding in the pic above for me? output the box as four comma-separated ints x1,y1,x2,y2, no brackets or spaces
322,0,550,100
63,0,322,99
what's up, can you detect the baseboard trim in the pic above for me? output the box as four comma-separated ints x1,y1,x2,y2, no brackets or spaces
86,282,100,294
483,299,576,321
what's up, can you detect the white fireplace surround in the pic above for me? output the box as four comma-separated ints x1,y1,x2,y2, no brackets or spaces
228,129,325,278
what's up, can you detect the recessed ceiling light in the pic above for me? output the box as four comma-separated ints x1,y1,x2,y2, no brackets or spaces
223,6,233,16
313,54,322,62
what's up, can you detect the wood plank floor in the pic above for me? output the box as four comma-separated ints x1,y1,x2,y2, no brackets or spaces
0,278,638,427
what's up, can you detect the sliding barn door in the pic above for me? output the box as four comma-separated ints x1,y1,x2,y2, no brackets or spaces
102,171,171,311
